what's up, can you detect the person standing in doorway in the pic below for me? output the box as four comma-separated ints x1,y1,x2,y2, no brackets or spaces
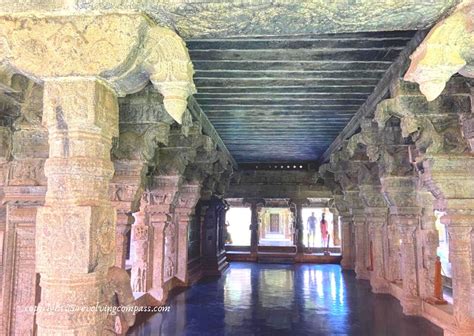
307,212,317,247
320,213,328,246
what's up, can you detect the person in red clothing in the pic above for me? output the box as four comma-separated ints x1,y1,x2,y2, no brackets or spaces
320,213,328,246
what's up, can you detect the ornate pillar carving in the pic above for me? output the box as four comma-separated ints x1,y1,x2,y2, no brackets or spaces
34,78,119,334
376,78,473,327
111,99,171,268
443,218,474,335
328,144,368,277
130,207,151,293
359,185,389,294
0,78,46,335
333,194,354,270
416,189,439,300
381,175,422,315
404,1,474,102
0,13,197,334
175,182,202,285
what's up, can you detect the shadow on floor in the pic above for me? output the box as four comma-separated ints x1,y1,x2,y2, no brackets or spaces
128,262,443,336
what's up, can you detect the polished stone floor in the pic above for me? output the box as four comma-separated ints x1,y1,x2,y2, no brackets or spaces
128,262,442,336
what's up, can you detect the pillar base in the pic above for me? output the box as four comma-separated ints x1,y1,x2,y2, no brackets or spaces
202,251,229,277
401,297,422,316
370,277,390,294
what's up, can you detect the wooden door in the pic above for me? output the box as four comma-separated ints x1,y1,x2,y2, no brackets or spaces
270,214,280,233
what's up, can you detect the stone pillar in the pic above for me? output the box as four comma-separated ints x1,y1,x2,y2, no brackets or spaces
175,182,202,285
291,199,306,254
146,175,181,304
359,179,390,293
115,212,133,269
365,207,390,293
332,194,354,270
250,202,260,256
0,12,197,334
439,201,474,335
416,189,439,300
382,176,422,315
332,209,341,246
0,81,47,335
201,196,229,276
34,79,119,334
394,207,422,315
340,214,354,270
131,207,151,293
352,210,369,280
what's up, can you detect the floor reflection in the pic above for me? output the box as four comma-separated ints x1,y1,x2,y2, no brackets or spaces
128,262,442,336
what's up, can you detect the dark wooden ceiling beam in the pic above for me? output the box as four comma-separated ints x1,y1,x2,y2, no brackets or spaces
189,49,401,61
187,38,410,50
193,60,392,71
194,70,384,79
196,86,375,94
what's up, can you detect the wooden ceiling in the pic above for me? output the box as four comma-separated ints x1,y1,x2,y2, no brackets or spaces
187,31,416,163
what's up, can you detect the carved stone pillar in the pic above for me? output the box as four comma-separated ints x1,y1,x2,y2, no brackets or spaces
443,219,474,335
201,196,229,276
416,189,439,300
244,198,264,258
0,82,47,335
382,176,422,315
146,174,181,304
250,201,260,256
34,79,119,334
396,208,422,315
359,179,390,293
0,12,197,334
340,214,354,270
291,199,307,254
130,208,151,293
331,209,341,246
343,190,368,280
333,195,353,270
352,210,369,280
365,206,389,293
174,182,202,285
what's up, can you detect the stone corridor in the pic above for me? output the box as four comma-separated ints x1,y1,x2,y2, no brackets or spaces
129,262,442,336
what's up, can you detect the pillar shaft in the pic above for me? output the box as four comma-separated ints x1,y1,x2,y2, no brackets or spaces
366,207,389,293
392,208,422,315
442,207,474,333
35,79,119,334
292,200,305,253
340,214,354,270
352,211,369,280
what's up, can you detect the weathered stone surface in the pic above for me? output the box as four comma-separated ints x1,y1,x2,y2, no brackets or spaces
0,12,196,123
0,1,459,38
404,1,474,101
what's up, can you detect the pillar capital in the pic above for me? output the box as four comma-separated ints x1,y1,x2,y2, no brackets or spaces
0,12,196,124
404,1,474,101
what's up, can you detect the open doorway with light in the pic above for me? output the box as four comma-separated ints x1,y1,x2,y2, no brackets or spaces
302,207,340,251
259,207,294,246
225,206,251,247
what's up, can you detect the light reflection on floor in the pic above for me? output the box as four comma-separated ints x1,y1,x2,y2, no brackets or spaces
128,262,443,336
